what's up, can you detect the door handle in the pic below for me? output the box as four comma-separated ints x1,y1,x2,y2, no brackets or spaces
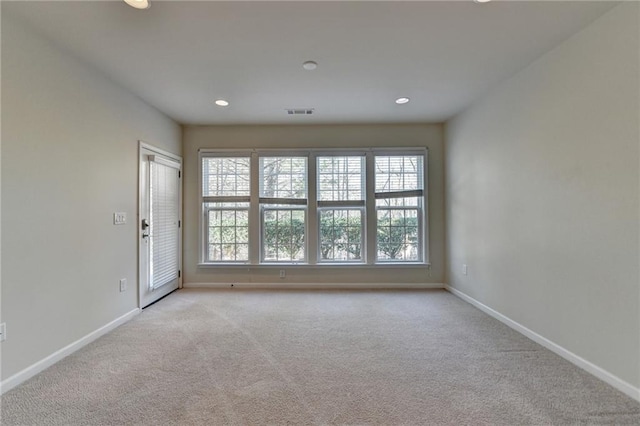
141,219,150,230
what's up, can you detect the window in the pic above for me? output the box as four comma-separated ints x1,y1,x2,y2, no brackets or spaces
199,149,427,266
260,157,307,262
375,155,424,261
317,156,365,261
202,156,251,262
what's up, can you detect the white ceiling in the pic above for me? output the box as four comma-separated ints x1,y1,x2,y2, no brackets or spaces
4,0,617,125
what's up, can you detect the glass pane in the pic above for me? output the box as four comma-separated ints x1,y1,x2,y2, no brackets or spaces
319,209,363,261
260,157,307,199
205,202,250,209
209,227,222,244
207,209,249,261
376,197,419,208
262,209,306,262
317,156,364,201
202,157,251,197
376,209,420,261
375,155,423,193
236,226,249,243
208,244,221,261
237,244,249,260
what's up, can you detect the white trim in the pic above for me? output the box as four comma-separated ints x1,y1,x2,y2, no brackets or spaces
249,152,261,264
139,141,181,162
307,152,318,264
259,197,308,205
374,189,424,199
0,308,140,395
444,285,640,403
199,147,430,155
184,282,444,290
317,200,366,208
365,151,376,264
149,155,181,170
203,196,251,203
422,149,430,266
139,142,183,307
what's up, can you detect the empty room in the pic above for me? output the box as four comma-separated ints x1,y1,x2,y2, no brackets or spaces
1,0,639,424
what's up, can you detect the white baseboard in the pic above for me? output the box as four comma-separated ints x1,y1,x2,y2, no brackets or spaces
444,285,640,403
0,308,141,395
184,282,445,290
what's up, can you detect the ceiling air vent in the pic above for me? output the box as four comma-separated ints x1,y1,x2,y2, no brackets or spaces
286,108,314,115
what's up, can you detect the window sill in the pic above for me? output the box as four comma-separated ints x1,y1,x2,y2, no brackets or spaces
197,262,430,269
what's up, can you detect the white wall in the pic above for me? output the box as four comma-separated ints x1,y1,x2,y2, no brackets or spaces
445,2,639,391
183,124,445,285
1,14,181,380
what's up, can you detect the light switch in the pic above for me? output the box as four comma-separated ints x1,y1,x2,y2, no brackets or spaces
114,212,127,225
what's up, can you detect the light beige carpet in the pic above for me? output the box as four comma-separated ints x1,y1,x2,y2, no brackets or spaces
1,289,639,425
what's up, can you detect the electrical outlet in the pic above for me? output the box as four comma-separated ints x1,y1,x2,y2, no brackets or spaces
0,323,6,342
462,264,468,275
113,212,127,225
279,269,286,279
119,278,127,292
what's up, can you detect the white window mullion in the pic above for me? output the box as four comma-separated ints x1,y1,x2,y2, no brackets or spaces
308,152,318,265
422,149,430,265
199,153,206,263
249,151,260,264
365,152,376,265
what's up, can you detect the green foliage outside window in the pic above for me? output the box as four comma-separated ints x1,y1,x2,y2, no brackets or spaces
262,210,305,261
376,214,419,260
319,211,362,260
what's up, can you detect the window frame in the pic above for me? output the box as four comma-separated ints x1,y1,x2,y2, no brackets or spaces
316,153,367,264
258,153,309,264
373,152,426,263
198,148,429,267
199,151,253,264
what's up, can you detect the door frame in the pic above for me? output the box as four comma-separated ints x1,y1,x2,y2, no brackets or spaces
138,141,183,308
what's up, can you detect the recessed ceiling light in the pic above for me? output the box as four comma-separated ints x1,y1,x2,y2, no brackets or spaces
215,99,229,107
473,0,492,3
124,0,150,10
302,61,318,71
395,97,410,105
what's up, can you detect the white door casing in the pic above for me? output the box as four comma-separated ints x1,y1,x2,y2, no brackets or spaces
139,142,182,308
